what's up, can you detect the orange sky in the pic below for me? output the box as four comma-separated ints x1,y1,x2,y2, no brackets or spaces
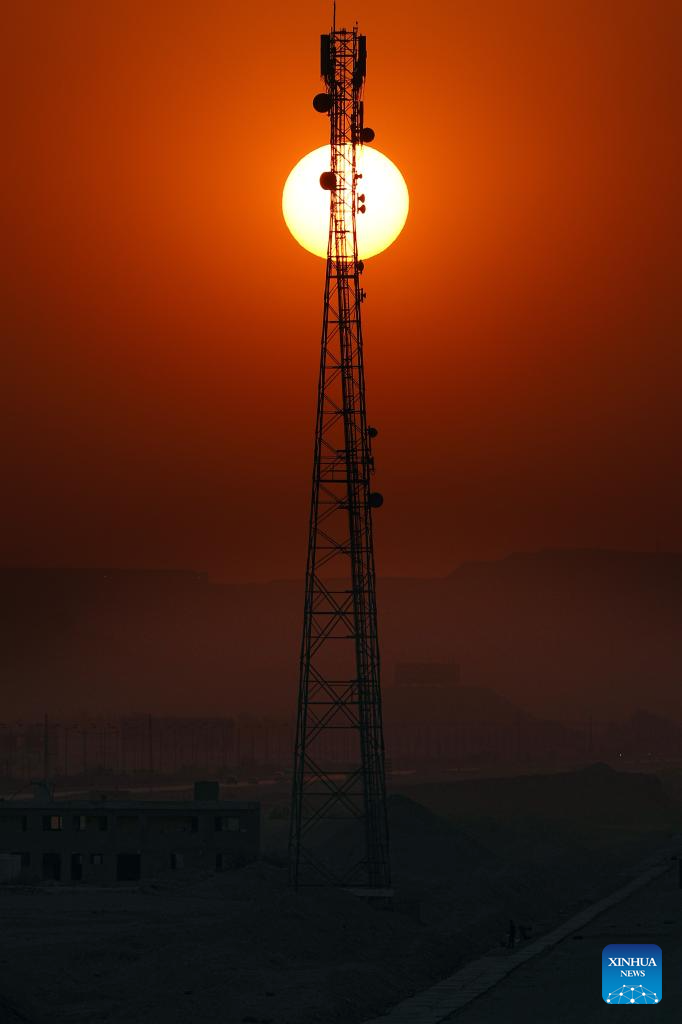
3,0,681,580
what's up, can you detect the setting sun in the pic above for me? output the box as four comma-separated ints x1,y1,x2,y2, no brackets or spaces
282,145,409,260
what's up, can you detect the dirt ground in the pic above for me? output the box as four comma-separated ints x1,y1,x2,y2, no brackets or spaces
0,765,679,1024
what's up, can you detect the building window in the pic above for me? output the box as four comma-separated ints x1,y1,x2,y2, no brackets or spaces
90,853,104,866
214,816,242,832
0,815,28,832
11,851,30,867
116,815,139,831
170,852,184,870
191,817,199,833
74,815,108,831
149,815,195,834
43,815,63,831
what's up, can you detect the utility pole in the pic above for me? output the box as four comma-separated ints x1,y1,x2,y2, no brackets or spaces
43,712,49,782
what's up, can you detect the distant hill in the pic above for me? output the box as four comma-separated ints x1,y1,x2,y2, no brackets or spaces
380,548,682,722
404,762,677,828
1,549,681,721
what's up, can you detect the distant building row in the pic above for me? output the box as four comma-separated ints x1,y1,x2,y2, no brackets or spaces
0,792,259,884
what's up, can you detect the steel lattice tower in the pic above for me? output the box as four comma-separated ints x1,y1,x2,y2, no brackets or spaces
289,22,391,889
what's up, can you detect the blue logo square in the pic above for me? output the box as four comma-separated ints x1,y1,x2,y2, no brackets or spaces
603,944,662,1004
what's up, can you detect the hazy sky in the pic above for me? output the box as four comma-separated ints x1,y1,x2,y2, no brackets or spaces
3,0,681,580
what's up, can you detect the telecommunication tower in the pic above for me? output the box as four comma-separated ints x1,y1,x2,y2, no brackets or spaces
289,21,391,889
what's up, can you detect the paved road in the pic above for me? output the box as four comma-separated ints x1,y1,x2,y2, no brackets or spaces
445,866,680,1023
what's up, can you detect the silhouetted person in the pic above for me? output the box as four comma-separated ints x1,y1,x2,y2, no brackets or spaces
507,919,516,949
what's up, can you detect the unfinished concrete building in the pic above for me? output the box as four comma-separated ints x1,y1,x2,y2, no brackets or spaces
0,784,259,883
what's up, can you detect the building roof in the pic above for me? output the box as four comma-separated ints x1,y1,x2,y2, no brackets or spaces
0,799,259,812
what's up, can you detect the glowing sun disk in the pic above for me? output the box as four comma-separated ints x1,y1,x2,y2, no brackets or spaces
282,145,409,260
